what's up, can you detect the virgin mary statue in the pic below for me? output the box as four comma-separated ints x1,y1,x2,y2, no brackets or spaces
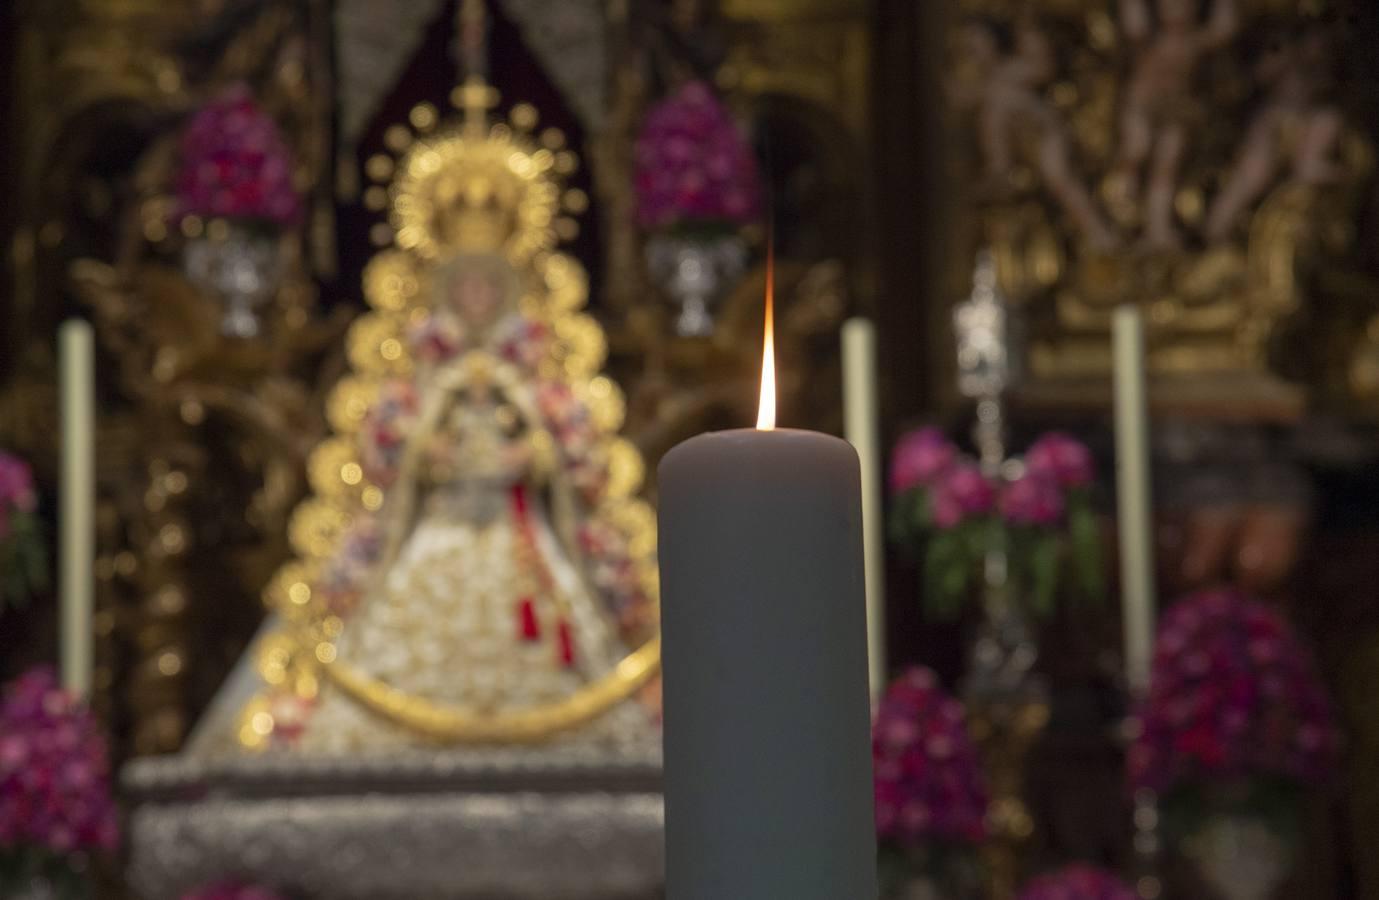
284,252,658,752
189,108,661,756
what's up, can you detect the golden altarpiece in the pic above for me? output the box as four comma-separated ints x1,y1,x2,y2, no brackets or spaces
942,0,1379,893
4,2,873,894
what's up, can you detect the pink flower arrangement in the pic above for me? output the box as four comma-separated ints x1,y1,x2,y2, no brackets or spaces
181,881,289,900
175,84,302,227
634,81,762,231
0,450,46,612
0,667,119,857
890,427,958,495
873,668,988,848
1017,864,1137,900
888,427,1102,617
1128,589,1339,795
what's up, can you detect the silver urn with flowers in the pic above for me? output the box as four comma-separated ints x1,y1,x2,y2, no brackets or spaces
1126,589,1341,900
886,422,1103,896
634,80,762,337
173,84,303,339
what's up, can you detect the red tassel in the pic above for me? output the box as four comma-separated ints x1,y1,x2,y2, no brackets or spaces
518,598,540,641
557,619,575,668
511,484,529,520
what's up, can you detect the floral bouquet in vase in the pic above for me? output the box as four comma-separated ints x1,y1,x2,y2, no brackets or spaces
634,80,761,336
175,84,302,338
0,451,46,615
873,668,988,900
0,668,119,899
889,428,1102,619
1017,864,1137,900
1128,589,1340,900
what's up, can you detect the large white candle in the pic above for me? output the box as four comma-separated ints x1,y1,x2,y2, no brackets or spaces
59,319,96,699
841,317,887,700
1112,306,1156,694
657,281,877,900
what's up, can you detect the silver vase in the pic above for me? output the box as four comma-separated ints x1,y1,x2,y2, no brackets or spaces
1185,814,1295,900
645,232,748,337
183,221,283,338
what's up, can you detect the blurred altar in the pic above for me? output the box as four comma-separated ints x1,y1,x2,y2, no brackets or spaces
1,0,1379,898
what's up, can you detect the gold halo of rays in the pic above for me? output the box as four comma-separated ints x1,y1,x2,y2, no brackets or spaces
237,83,659,750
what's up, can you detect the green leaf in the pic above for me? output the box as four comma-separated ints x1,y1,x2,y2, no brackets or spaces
1067,497,1105,602
1028,533,1060,618
923,530,972,620
888,488,929,550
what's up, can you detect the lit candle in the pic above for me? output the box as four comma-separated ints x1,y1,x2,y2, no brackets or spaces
658,263,877,899
59,319,96,699
842,317,887,700
1112,305,1156,695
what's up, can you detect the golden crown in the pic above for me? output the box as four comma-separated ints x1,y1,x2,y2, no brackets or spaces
367,80,586,262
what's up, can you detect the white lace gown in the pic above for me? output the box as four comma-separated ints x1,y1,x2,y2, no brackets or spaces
297,399,646,753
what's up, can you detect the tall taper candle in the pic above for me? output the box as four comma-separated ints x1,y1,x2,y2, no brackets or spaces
842,317,887,700
658,429,878,899
1112,305,1156,695
59,319,96,699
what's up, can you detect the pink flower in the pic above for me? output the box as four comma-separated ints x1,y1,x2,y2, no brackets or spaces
928,462,995,529
889,427,958,494
1024,432,1094,489
0,451,37,512
1000,471,1065,526
873,667,988,848
1018,864,1137,900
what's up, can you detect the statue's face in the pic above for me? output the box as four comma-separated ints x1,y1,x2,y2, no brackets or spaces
450,271,503,327
1156,0,1197,28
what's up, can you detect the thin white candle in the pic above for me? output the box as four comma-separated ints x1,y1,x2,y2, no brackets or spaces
1112,305,1156,695
842,317,887,700
59,319,96,699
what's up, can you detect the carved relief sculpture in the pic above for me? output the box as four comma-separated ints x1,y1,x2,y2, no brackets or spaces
948,0,1374,415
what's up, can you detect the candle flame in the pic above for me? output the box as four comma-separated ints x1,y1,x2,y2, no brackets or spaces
756,244,776,431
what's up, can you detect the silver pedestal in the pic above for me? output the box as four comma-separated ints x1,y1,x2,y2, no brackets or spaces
123,746,666,899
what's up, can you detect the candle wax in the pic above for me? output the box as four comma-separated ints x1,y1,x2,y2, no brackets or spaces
658,428,877,900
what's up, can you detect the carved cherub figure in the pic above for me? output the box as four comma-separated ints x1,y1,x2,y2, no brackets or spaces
1203,26,1344,243
1114,0,1239,249
953,18,1119,249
